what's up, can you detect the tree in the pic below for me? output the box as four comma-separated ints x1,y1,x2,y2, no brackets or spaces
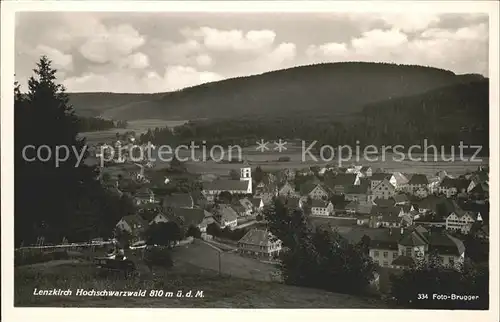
169,155,186,173
265,198,376,295
256,214,263,221
217,191,232,204
14,56,103,245
186,225,202,239
253,166,265,184
207,222,221,237
390,256,488,309
229,169,240,180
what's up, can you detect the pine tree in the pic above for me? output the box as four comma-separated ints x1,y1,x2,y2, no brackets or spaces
14,56,99,245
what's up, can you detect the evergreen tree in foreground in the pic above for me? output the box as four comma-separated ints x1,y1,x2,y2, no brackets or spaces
14,56,130,245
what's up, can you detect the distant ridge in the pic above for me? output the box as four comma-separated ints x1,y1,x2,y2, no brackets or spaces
67,62,486,121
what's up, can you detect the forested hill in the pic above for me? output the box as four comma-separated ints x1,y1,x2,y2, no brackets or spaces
67,62,485,121
141,79,489,154
358,80,489,147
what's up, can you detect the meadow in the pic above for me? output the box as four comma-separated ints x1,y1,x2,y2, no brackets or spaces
14,242,388,308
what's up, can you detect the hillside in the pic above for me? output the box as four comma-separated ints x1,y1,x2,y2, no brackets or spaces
67,62,485,121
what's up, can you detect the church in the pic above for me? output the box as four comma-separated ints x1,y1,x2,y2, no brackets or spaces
202,163,253,202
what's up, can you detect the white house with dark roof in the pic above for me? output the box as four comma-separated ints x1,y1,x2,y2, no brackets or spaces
237,229,282,258
389,172,409,190
406,174,429,195
115,214,148,242
445,202,483,234
372,178,396,200
310,200,334,216
347,226,466,269
202,165,252,201
370,173,392,190
214,204,238,229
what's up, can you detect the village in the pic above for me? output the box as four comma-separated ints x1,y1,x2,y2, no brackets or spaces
97,133,490,277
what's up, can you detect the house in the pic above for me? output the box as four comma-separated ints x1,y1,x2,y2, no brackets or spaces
237,229,282,259
469,182,489,200
416,195,448,215
115,214,148,241
356,214,371,226
202,165,253,201
413,213,447,228
238,198,255,216
467,172,489,193
445,201,483,234
300,182,330,200
359,166,373,177
370,205,401,228
278,181,298,198
166,208,214,233
214,204,238,229
345,201,359,215
344,179,370,204
414,186,429,199
439,177,470,198
324,173,360,195
250,197,265,213
133,187,155,205
310,200,334,216
389,172,409,190
393,194,410,205
162,193,194,210
363,226,465,269
372,179,396,200
406,174,429,195
370,173,392,190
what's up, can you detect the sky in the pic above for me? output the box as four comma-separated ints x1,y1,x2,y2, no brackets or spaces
15,12,489,93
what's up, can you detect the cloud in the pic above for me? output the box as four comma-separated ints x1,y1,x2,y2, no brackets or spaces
306,22,488,75
377,13,441,32
181,27,276,53
33,45,74,71
195,54,214,67
79,24,145,64
63,65,224,93
118,52,150,69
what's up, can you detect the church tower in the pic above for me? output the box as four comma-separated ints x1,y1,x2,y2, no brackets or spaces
240,160,252,194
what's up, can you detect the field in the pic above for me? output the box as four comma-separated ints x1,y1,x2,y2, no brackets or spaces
79,119,187,144
14,241,388,308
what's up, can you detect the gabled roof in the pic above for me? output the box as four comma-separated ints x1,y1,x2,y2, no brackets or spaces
408,174,429,185
399,229,428,247
471,182,489,194
238,229,277,246
394,194,409,203
373,198,396,207
391,172,409,186
120,214,148,229
373,178,395,191
163,193,194,209
239,197,254,210
171,208,212,228
250,197,263,208
345,179,370,194
440,177,470,190
216,204,239,222
370,173,392,181
371,205,400,223
311,199,331,208
135,187,154,198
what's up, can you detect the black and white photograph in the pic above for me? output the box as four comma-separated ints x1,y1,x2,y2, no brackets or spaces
1,1,499,320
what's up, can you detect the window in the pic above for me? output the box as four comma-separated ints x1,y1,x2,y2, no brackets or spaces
406,247,412,257
449,257,455,266
374,251,379,257
393,252,398,259
383,261,389,267
383,251,388,258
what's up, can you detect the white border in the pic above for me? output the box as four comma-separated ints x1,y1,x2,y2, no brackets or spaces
1,1,499,322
